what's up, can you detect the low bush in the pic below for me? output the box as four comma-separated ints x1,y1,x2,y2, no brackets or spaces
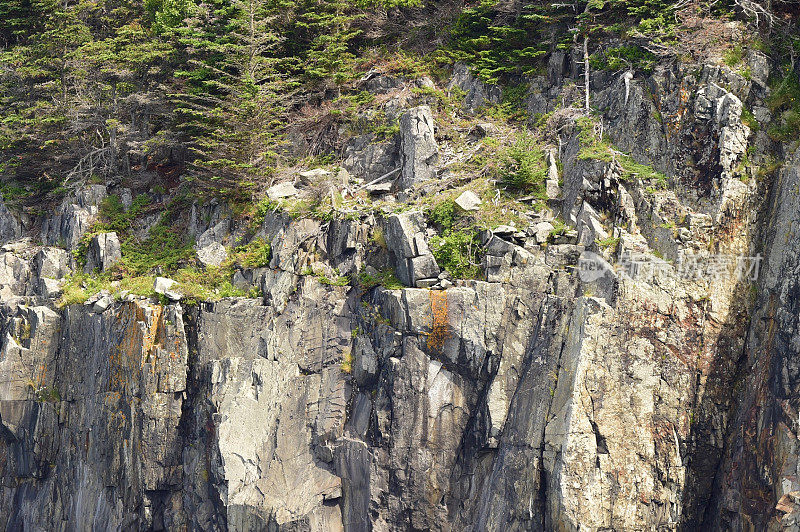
767,71,800,142
430,229,483,279
499,135,548,194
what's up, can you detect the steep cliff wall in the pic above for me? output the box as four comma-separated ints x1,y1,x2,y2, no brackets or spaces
0,47,797,531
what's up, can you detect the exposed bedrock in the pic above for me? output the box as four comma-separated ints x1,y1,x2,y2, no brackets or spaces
0,54,798,531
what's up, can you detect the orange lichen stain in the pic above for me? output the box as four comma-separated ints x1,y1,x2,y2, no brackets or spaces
29,362,47,389
142,305,163,364
427,290,449,354
103,391,122,406
108,302,165,396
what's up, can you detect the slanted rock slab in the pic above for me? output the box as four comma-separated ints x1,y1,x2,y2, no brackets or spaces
197,241,227,267
154,277,182,300
267,181,300,200
455,190,482,212
84,232,121,273
398,106,439,189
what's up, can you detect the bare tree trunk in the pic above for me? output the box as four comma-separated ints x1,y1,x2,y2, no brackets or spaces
583,34,590,114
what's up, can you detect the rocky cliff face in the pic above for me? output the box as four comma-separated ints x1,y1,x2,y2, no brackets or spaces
0,48,798,531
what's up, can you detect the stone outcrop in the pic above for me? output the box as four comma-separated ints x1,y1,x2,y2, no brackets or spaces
398,106,438,189
40,185,107,248
448,62,502,113
0,53,798,532
84,232,122,273
0,200,22,245
382,212,440,287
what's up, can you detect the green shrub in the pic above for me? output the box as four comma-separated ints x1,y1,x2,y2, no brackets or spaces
251,197,281,229
318,274,350,286
428,199,459,232
767,70,800,142
576,116,666,185
119,222,194,275
430,229,483,280
232,238,271,268
0,182,31,202
769,109,800,142
590,45,656,73
548,219,567,241
723,44,744,67
741,107,759,132
358,269,403,290
597,236,620,249
486,83,529,121
499,135,547,194
75,193,155,268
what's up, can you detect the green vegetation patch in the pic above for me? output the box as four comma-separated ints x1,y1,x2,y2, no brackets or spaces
589,45,656,73
577,117,667,187
499,133,548,195
358,269,404,290
430,228,484,280
723,44,744,67
767,70,800,143
63,192,273,306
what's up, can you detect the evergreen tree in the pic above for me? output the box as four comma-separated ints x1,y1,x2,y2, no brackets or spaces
148,0,292,198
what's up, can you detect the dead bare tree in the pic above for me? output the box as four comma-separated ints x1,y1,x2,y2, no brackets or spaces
583,34,591,114
63,146,113,187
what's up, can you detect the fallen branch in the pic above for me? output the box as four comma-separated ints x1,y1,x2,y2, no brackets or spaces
354,167,400,191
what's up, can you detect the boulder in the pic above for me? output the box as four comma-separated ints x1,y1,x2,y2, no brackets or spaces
267,181,300,200
577,203,608,243
366,182,393,195
746,50,770,84
298,168,332,184
84,232,121,273
33,248,70,279
534,221,554,244
197,241,228,267
90,294,114,314
413,233,431,256
469,122,498,139
120,188,133,210
197,219,230,248
414,278,437,288
0,252,31,299
384,212,425,260
154,277,182,300
37,277,62,299
383,212,443,287
398,106,439,189
492,225,516,236
416,76,435,90
410,254,440,285
454,191,482,212
359,70,401,93
342,135,400,182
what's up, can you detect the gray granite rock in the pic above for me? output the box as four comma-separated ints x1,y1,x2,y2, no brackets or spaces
448,63,502,112
84,232,121,273
454,190,482,211
398,106,438,189
0,199,22,245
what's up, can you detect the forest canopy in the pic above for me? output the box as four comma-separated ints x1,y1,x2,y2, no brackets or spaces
0,0,797,204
